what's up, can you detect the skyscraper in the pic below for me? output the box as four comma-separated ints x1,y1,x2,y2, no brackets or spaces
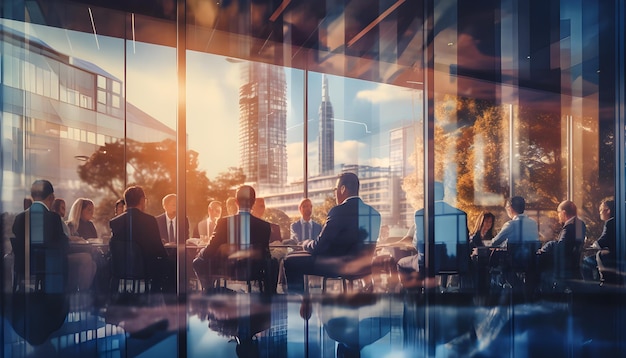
318,74,335,175
239,62,288,188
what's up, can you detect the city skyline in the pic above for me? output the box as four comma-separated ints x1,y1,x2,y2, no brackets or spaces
1,19,421,183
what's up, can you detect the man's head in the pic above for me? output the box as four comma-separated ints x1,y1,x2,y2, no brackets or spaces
226,197,238,216
505,196,525,218
51,198,66,218
162,193,177,219
334,172,359,204
124,186,146,210
115,199,126,216
599,197,615,221
30,179,55,208
251,197,266,218
23,197,33,210
298,198,313,221
557,200,577,224
236,185,256,212
208,201,222,219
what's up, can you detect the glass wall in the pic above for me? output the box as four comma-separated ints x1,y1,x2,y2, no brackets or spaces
1,0,624,356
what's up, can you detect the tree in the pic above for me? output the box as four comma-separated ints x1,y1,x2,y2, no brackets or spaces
311,195,336,225
402,95,576,230
205,167,246,205
77,138,211,227
264,208,292,241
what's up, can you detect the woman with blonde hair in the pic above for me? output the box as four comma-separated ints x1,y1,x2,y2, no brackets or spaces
67,198,98,239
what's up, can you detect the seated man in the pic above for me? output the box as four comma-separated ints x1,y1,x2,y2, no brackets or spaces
537,200,586,284
192,200,222,245
581,197,616,283
156,193,190,244
109,186,174,293
283,172,381,293
287,198,323,244
12,179,69,293
193,185,274,292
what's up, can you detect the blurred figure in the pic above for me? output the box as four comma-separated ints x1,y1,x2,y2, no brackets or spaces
470,211,495,248
23,197,33,210
12,180,69,292
67,198,98,240
193,200,222,244
51,198,71,238
397,183,469,272
10,180,70,344
156,193,190,244
114,198,125,216
287,198,322,244
226,197,238,216
284,172,381,293
251,197,282,243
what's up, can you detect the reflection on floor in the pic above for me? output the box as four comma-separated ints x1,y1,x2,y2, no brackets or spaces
2,279,626,357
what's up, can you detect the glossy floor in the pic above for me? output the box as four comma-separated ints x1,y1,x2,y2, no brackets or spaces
2,281,625,357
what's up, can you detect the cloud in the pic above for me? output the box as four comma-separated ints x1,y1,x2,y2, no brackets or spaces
356,84,415,104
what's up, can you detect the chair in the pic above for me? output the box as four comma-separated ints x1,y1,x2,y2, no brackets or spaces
109,239,149,294
10,237,65,293
550,239,584,292
500,241,542,296
226,248,276,293
314,243,378,294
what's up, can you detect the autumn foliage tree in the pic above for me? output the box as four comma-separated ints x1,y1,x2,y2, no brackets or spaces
76,138,247,229
402,95,573,232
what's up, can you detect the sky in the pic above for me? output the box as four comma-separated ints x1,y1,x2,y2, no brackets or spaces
5,19,422,181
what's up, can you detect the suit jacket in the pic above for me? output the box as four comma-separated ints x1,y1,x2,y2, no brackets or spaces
156,213,190,243
596,217,616,259
110,208,168,275
538,216,586,275
12,202,69,293
197,211,271,261
290,219,322,243
303,197,381,257
192,217,218,238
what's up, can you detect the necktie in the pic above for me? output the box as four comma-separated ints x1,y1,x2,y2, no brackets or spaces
169,220,175,243
303,221,310,241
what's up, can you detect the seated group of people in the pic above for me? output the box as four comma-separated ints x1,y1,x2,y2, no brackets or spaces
13,182,108,294
11,177,618,299
192,172,382,294
471,196,617,288
385,183,618,293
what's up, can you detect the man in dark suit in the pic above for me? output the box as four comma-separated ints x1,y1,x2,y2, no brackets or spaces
193,185,273,292
537,200,586,283
287,198,323,244
11,180,71,344
284,172,382,293
156,193,190,244
109,186,172,291
12,179,69,293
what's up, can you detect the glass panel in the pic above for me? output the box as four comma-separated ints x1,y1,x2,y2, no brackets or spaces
1,0,623,356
